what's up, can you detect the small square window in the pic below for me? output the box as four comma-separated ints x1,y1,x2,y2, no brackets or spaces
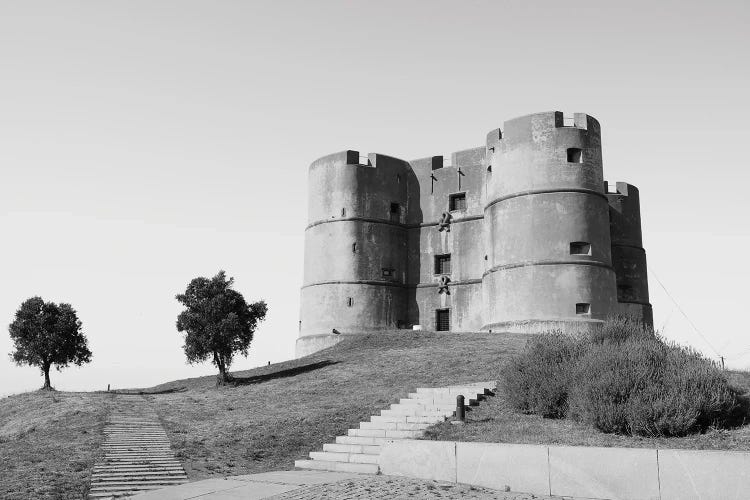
449,193,467,211
576,303,591,315
434,254,451,275
567,148,583,163
382,268,394,278
570,242,591,255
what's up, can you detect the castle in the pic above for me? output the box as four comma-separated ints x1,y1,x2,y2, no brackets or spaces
297,111,651,357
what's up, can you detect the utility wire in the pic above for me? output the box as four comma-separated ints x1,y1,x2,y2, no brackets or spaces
651,269,722,358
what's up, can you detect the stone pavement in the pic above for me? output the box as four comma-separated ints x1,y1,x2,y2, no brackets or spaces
130,471,576,499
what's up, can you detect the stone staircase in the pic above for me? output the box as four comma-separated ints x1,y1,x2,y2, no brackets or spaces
88,395,188,499
295,381,496,474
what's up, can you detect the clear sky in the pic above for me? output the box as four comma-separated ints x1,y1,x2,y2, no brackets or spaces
1,0,749,395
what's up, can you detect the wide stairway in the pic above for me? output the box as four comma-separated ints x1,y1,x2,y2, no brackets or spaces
295,381,496,474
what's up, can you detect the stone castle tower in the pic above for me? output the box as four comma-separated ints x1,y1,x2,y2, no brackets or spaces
297,111,651,357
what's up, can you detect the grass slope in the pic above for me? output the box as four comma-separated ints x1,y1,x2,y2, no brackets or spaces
0,391,111,500
146,331,524,480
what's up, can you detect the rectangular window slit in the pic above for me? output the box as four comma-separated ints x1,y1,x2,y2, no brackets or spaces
382,268,394,278
347,297,353,307
576,303,590,315
570,242,591,255
341,208,346,217
567,148,583,163
390,203,401,223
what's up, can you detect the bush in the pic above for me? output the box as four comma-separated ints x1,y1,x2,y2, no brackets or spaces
502,331,580,418
501,318,742,437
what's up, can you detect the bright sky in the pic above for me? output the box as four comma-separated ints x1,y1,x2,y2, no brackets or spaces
1,1,749,396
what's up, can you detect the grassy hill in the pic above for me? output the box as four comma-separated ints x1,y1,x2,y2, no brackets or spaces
3,330,749,499
0,391,113,499
144,331,523,480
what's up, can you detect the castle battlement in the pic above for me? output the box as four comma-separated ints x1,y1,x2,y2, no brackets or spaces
297,111,652,357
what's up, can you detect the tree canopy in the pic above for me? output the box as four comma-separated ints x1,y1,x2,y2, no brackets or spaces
176,271,267,384
8,296,92,390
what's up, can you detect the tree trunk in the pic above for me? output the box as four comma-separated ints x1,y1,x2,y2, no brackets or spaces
42,364,52,391
214,353,230,386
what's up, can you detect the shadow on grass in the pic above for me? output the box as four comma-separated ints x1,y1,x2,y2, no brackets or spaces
230,360,339,386
111,387,188,395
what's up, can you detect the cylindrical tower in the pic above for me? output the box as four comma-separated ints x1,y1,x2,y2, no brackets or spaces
607,182,653,326
482,112,618,333
297,150,412,357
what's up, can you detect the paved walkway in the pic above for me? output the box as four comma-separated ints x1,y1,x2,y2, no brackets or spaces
129,471,575,499
89,395,188,498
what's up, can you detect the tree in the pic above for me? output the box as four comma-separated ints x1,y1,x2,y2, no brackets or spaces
176,271,267,385
8,297,92,390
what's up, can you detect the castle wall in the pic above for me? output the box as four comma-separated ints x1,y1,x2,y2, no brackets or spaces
297,151,412,356
298,112,652,357
482,112,618,332
607,182,653,326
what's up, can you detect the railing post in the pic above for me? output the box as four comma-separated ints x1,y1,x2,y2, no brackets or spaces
456,395,465,422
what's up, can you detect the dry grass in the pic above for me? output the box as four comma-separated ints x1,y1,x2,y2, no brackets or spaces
0,391,112,500
145,331,525,480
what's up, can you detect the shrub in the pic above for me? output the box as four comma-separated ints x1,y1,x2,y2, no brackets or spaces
501,331,580,418
502,317,743,437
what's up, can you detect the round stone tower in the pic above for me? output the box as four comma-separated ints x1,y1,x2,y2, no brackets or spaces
297,150,412,357
481,111,618,333
607,182,653,326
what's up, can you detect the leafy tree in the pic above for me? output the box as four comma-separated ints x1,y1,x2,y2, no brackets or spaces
8,297,92,390
176,271,267,385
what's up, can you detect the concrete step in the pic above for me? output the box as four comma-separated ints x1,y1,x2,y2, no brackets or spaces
370,415,408,423
389,403,457,413
404,395,480,406
347,428,422,438
380,408,451,417
406,415,448,424
295,459,379,474
359,421,430,431
323,443,381,454
309,451,379,465
92,471,188,478
336,435,405,445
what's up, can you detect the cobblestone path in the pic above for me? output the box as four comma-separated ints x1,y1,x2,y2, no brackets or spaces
267,475,575,500
88,395,188,498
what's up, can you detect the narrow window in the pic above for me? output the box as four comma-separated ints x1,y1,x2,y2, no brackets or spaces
390,203,401,223
382,268,394,278
352,242,356,253
341,208,346,217
567,148,583,163
347,297,353,307
570,242,591,255
576,303,591,315
436,309,450,331
434,254,451,275
397,174,401,183
449,193,467,211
